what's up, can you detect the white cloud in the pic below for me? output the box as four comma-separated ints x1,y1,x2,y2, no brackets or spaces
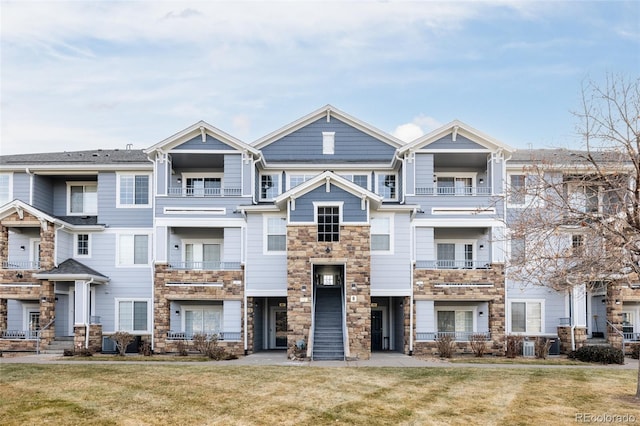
393,114,442,142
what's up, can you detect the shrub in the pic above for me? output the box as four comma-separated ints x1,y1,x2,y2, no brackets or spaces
470,334,487,358
111,331,135,356
139,340,152,356
63,349,74,357
192,333,231,360
568,346,625,364
505,335,523,358
76,347,94,357
176,339,189,356
435,334,455,358
630,344,640,360
535,337,552,359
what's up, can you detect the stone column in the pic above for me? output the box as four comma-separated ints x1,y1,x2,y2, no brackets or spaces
607,282,624,350
0,225,8,264
39,222,56,271
0,298,7,331
153,263,170,353
39,280,55,346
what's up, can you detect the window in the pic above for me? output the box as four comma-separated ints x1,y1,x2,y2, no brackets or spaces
76,234,90,257
260,174,281,200
436,242,474,268
184,306,222,336
317,206,340,242
118,174,150,207
186,177,221,197
118,300,149,332
185,242,220,269
436,176,473,195
572,234,584,255
371,216,391,251
567,182,600,214
287,174,315,190
118,234,149,266
341,174,369,190
376,173,397,199
437,310,473,333
0,174,11,205
67,182,97,215
266,217,286,252
511,301,542,333
322,132,335,155
509,174,526,205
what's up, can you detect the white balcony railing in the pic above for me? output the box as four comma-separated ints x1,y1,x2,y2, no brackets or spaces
167,187,242,197
416,331,491,341
168,261,242,271
415,260,491,270
2,260,40,270
415,187,492,196
1,329,38,340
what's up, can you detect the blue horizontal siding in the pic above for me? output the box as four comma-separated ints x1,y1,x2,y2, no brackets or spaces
173,134,236,151
427,134,488,150
290,184,367,223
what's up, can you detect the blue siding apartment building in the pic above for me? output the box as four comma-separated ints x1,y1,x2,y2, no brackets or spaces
0,105,635,359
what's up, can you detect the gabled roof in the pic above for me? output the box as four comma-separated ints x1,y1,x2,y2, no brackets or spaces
0,200,104,231
34,258,109,284
253,104,405,150
398,120,515,154
274,171,384,209
144,120,260,157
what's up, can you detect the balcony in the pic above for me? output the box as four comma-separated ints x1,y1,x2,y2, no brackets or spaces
416,331,491,341
415,260,491,270
415,186,491,196
1,329,38,340
2,260,41,270
166,331,241,341
167,261,242,271
167,187,241,197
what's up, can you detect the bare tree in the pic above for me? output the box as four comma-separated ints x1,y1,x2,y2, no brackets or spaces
507,74,640,396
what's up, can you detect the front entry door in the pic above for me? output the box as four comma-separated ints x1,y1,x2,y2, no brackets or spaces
270,308,287,349
371,310,383,351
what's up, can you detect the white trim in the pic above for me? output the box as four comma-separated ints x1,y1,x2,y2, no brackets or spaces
431,207,496,215
115,232,152,267
374,172,398,201
116,172,152,208
263,214,287,255
322,132,335,155
74,233,91,258
115,298,152,334
0,173,13,206
507,299,546,335
163,207,226,215
286,173,317,191
259,172,283,201
370,213,394,254
66,181,98,216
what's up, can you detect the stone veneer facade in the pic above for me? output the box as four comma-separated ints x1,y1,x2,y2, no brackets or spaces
287,225,372,360
0,213,56,352
412,264,506,356
153,263,245,355
74,324,103,353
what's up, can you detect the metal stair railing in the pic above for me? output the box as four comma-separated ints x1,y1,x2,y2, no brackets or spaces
36,317,55,355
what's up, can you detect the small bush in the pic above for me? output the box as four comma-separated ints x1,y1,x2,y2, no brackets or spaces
535,337,552,359
139,340,152,356
111,331,135,356
630,344,640,360
505,335,523,358
76,347,94,357
568,346,624,364
176,340,189,356
470,334,487,358
192,333,231,360
435,335,455,358
63,349,74,357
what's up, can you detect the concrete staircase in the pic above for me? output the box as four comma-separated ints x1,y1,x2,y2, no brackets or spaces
41,336,74,354
312,287,345,361
584,337,612,348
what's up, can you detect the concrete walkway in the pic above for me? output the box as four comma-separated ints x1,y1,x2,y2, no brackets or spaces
1,351,637,369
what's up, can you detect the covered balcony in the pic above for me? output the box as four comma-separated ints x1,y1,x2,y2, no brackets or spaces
414,153,493,197
414,227,493,270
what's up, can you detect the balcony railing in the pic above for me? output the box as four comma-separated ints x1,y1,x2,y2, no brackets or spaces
167,261,242,271
416,331,491,341
166,331,241,341
415,187,492,196
167,187,242,197
1,329,38,340
415,260,491,270
2,260,41,270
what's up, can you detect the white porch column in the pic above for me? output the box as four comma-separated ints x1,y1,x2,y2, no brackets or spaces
74,280,90,325
572,284,587,327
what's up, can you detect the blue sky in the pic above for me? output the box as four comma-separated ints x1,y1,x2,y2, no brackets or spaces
1,1,638,155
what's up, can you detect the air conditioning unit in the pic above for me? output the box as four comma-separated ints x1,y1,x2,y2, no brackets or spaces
102,336,116,353
523,341,535,357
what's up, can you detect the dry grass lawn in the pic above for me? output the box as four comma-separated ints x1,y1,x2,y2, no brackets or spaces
1,364,638,425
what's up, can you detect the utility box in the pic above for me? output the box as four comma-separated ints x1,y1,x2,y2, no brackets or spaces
523,341,535,357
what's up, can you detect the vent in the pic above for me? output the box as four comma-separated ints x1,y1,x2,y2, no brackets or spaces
523,341,535,357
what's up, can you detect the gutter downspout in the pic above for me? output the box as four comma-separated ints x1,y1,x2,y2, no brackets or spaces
25,168,34,206
394,152,407,205
85,277,95,349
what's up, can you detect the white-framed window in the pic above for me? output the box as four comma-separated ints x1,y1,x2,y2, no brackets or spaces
116,299,150,333
436,240,474,268
287,174,316,190
375,173,397,200
435,173,476,196
322,132,335,155
265,216,287,253
260,173,281,200
568,182,600,214
182,173,222,197
183,305,223,336
507,172,544,208
67,182,97,215
117,234,150,266
75,234,90,257
370,215,392,252
510,300,543,334
315,203,341,242
0,173,12,205
508,174,526,206
117,173,150,207
340,173,369,190
183,240,221,269
436,309,474,334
